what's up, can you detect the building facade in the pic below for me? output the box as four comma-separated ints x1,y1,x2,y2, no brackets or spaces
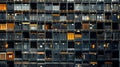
0,0,120,67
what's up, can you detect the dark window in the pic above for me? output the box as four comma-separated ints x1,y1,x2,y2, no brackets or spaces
90,32,97,39
23,32,29,38
46,32,52,38
30,41,37,48
30,3,37,9
97,23,103,29
68,41,74,48
68,3,74,10
8,41,14,48
46,50,52,58
75,23,81,29
75,51,82,59
15,51,22,58
60,3,66,10
112,23,118,29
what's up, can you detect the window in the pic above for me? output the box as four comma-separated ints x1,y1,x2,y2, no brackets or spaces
82,31,89,39
46,32,52,39
23,14,29,21
45,4,52,11
53,42,59,50
61,23,67,29
6,52,14,60
7,32,14,40
67,32,75,40
90,14,96,21
30,41,37,48
15,22,22,30
83,41,89,50
23,32,29,38
89,4,96,11
22,52,29,60
53,3,59,11
6,13,14,20
30,24,37,30
97,23,103,29
82,15,90,21
38,32,45,39
7,41,14,48
0,13,6,20
30,14,38,20
104,4,111,12
60,13,67,21
90,32,97,39
7,61,14,67
7,4,14,11
67,14,74,20
0,4,6,11
45,14,52,21
15,51,22,58
59,32,67,40
37,52,45,60
14,4,30,11
82,23,89,30
14,42,22,50
45,23,52,30
68,41,74,48
0,23,7,30
75,4,83,11
67,23,74,29
75,14,82,22
0,53,6,60
14,4,21,11
29,52,37,61
37,4,44,11
22,22,30,30
75,32,82,40
112,23,119,29
60,3,66,10
45,42,53,49
23,42,29,50
46,50,52,59
38,14,45,21
52,14,60,21
37,42,45,50
75,23,82,29
30,32,37,39
75,42,82,49
53,32,59,40
68,3,74,10
15,13,23,20
75,51,82,59
59,41,67,49
30,3,37,10
7,23,15,30
0,32,6,40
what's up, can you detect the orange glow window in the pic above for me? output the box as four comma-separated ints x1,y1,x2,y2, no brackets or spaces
0,4,7,11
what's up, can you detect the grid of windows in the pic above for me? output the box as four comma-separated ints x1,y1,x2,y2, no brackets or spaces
0,0,120,67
